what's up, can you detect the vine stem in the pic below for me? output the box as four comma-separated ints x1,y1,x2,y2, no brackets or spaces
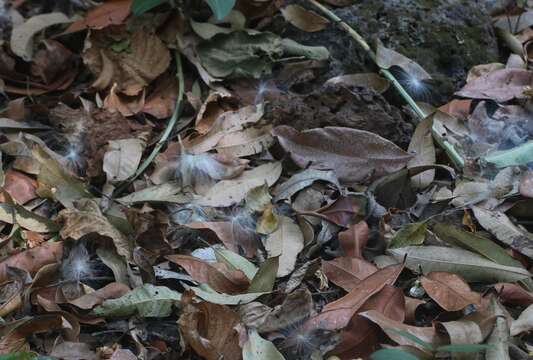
307,0,464,168
113,51,185,197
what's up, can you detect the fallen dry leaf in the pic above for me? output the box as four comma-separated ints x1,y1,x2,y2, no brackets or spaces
0,169,37,204
272,126,412,183
263,215,304,277
495,283,533,306
179,293,241,360
321,257,377,291
66,0,132,33
338,221,369,258
69,282,130,309
281,4,329,32
420,272,481,311
0,242,63,283
166,254,249,294
83,29,170,95
302,263,403,332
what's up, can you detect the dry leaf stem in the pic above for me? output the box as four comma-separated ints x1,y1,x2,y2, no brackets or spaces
306,0,464,168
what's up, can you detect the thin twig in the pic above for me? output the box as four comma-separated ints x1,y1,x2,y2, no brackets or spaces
113,51,185,197
306,0,464,168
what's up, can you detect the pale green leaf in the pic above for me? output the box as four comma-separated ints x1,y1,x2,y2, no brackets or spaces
243,329,285,360
389,222,427,249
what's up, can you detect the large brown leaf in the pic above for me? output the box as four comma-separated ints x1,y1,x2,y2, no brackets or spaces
179,293,241,360
332,285,405,359
455,69,533,102
301,263,403,331
0,242,63,283
166,255,249,294
271,126,412,183
69,282,130,310
321,257,377,291
338,221,369,258
494,283,533,306
66,0,132,33
83,29,170,95
420,272,481,312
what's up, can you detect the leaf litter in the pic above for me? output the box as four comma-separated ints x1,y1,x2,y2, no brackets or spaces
1,0,533,359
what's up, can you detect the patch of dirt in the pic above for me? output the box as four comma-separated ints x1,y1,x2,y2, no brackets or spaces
265,82,413,147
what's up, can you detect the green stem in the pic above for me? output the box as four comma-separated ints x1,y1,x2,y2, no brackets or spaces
113,51,184,197
307,0,465,169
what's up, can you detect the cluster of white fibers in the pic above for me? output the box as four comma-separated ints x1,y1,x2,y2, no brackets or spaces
175,152,226,188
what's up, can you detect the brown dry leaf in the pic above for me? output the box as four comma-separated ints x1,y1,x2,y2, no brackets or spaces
10,13,72,61
360,310,437,351
194,162,282,208
215,126,274,158
166,254,250,294
338,221,369,258
436,319,484,357
83,29,170,95
494,283,533,306
333,285,405,359
103,84,145,117
306,194,367,227
195,92,239,134
466,63,505,83
142,74,178,119
301,263,403,332
0,41,77,95
179,296,241,360
257,288,313,333
185,221,256,258
57,199,133,260
455,68,533,102
407,115,435,189
272,126,412,183
66,0,132,33
0,314,76,354
0,169,37,204
262,215,304,277
321,257,377,291
325,73,390,93
0,242,62,283
281,4,329,32
438,99,472,119
420,272,481,312
69,283,130,309
405,297,425,325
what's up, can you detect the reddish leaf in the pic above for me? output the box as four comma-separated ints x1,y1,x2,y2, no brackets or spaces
420,272,481,311
438,99,471,119
0,169,37,204
300,194,367,227
185,221,256,258
0,242,63,283
338,221,369,258
332,285,405,359
321,257,377,291
405,297,425,325
494,283,533,306
69,283,130,309
301,263,403,331
179,295,241,360
66,0,133,33
166,255,249,294
455,69,533,102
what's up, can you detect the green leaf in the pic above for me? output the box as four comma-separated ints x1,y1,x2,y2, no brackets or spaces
388,222,427,249
438,344,491,353
248,256,279,293
214,248,258,280
205,0,236,20
432,223,522,268
131,0,168,16
0,353,37,360
385,328,434,350
371,349,419,360
92,284,181,317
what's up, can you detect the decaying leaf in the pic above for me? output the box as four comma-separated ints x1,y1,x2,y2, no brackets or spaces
262,215,304,277
83,29,170,95
179,294,241,360
272,126,412,183
455,69,533,102
11,13,72,61
103,138,144,182
0,242,62,283
166,254,250,294
243,329,285,360
57,199,133,260
93,284,181,317
281,5,329,32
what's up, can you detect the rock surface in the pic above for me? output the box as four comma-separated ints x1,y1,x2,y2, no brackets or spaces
275,0,499,104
